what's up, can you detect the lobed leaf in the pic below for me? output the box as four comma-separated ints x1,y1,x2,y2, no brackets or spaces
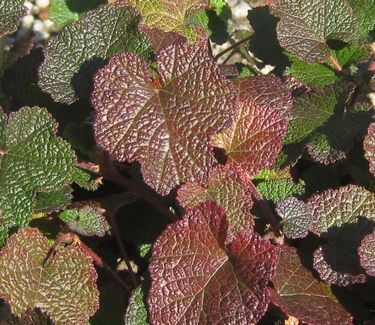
271,246,353,325
59,205,110,237
276,197,311,239
0,0,26,37
39,4,150,104
307,185,375,235
271,0,358,63
212,76,289,175
92,41,236,195
123,0,208,43
0,228,99,325
364,121,375,177
0,107,76,243
148,202,278,324
177,165,254,242
358,228,375,277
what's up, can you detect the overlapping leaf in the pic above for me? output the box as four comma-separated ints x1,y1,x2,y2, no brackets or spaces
276,197,311,239
123,0,208,43
0,228,99,325
0,107,76,243
307,186,375,286
364,121,375,177
148,202,278,324
177,165,254,241
271,0,358,63
212,76,290,175
92,41,236,195
347,0,375,42
359,228,375,277
59,205,110,237
271,246,353,325
39,4,150,104
0,0,26,37
308,185,375,234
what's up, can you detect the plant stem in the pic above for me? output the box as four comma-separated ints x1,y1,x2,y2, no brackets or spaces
214,35,253,61
100,154,178,222
329,55,342,71
108,212,138,287
247,179,281,235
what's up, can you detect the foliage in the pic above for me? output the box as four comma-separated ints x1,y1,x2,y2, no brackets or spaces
0,0,373,324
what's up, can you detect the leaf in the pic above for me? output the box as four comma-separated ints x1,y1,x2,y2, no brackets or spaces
124,285,148,325
0,228,99,325
49,0,106,28
271,0,358,63
276,197,311,239
123,0,208,43
271,246,353,325
212,76,289,175
92,41,236,195
358,228,375,277
257,178,305,202
0,107,76,244
39,4,151,104
72,168,100,191
34,186,73,214
177,165,254,241
307,185,375,235
312,217,372,286
364,121,375,177
284,86,338,145
148,202,278,324
0,0,26,37
0,308,53,325
347,0,375,42
59,205,110,237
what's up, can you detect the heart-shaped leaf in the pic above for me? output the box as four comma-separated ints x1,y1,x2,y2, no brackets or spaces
92,41,236,195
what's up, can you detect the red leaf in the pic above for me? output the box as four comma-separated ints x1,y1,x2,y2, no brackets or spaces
92,41,236,195
359,228,375,277
271,246,353,325
177,165,254,242
148,202,278,324
212,76,289,175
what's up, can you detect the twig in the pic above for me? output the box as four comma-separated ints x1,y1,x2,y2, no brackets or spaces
214,35,253,61
247,179,281,235
329,55,342,72
108,212,138,287
100,154,178,222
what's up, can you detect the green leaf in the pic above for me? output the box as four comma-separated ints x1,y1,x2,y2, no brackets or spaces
124,285,148,325
59,205,110,237
34,186,73,214
39,4,151,104
271,0,358,63
284,86,338,145
49,0,106,28
72,168,100,191
347,0,375,42
0,228,99,324
257,178,305,202
0,107,76,244
124,0,208,43
0,0,26,37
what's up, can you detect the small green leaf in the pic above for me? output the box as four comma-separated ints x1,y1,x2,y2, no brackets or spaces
59,205,110,237
72,168,100,191
124,285,148,325
257,179,305,202
34,186,73,214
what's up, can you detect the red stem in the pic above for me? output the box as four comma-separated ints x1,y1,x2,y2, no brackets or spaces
329,55,342,72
